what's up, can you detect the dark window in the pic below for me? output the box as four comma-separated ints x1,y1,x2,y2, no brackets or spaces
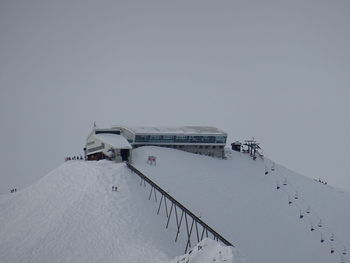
215,136,227,143
135,135,150,142
120,149,129,161
95,130,120,135
150,135,161,140
175,135,188,143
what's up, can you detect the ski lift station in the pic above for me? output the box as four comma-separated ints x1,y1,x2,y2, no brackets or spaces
85,126,228,162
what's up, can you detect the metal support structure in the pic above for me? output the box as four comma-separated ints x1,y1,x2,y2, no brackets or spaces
243,138,263,160
200,226,206,240
126,163,234,252
166,203,174,229
148,186,153,200
185,213,190,250
164,197,169,218
185,217,195,252
175,209,184,242
157,194,164,215
195,221,200,243
153,188,157,202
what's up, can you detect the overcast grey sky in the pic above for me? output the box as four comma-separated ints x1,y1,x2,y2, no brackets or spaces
1,0,349,193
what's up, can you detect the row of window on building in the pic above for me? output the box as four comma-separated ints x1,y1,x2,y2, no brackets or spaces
135,145,224,149
134,135,226,144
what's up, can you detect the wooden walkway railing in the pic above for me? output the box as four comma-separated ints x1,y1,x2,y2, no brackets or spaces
126,163,234,252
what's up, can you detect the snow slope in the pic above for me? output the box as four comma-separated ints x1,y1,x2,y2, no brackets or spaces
0,160,239,263
132,146,350,263
1,146,349,263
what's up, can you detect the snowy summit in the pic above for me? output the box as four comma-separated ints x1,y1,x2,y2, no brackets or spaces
0,146,349,263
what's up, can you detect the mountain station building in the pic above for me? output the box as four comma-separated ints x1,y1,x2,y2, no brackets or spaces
85,126,227,162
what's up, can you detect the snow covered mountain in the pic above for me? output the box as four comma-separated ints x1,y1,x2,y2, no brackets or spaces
0,159,240,263
132,146,350,263
1,146,349,263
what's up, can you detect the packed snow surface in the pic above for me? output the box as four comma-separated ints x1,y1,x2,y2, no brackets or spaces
0,160,239,263
132,146,350,263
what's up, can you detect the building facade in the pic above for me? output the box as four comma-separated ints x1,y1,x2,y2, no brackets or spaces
85,126,228,162
114,126,227,158
85,130,132,162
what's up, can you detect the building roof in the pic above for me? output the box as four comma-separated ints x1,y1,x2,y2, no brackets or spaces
93,134,132,149
113,126,227,135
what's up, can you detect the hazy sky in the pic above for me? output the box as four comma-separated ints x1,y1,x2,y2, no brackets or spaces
1,0,349,193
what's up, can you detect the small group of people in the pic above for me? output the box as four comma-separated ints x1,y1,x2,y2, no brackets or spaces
65,155,84,161
10,188,17,193
315,178,328,185
112,186,118,192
